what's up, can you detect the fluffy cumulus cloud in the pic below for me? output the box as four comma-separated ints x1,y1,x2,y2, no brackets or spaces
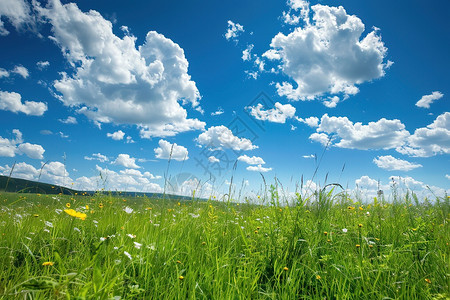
154,139,189,161
113,154,140,169
354,175,448,199
0,160,162,192
415,91,444,109
373,155,422,171
0,0,33,36
75,166,162,192
17,143,45,160
0,90,47,116
225,20,244,42
397,112,450,157
0,129,45,159
237,154,265,165
296,116,319,127
236,155,271,172
196,126,258,151
107,130,125,140
208,156,220,163
282,0,310,25
0,161,70,187
265,4,391,103
35,0,204,137
246,164,272,172
248,102,296,123
12,65,29,78
311,114,410,150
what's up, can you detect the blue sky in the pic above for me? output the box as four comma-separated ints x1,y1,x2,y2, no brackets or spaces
0,0,449,199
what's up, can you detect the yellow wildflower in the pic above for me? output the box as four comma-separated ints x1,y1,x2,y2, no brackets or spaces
425,278,431,284
99,203,104,208
66,203,71,208
316,275,321,280
283,267,289,271
179,275,184,280
64,209,87,221
42,262,54,266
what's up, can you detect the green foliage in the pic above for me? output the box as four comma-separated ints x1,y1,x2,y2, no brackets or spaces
0,191,448,299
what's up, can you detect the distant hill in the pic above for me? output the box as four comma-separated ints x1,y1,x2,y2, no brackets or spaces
0,175,198,201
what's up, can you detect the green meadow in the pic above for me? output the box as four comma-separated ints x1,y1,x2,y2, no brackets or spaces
0,189,448,299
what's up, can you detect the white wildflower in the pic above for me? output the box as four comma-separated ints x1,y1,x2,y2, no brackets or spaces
127,234,136,239
124,207,134,214
342,228,348,233
44,221,53,228
134,242,142,249
74,227,81,233
124,251,132,260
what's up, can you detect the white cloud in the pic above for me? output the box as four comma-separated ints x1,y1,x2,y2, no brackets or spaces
0,90,47,116
119,169,161,180
84,153,109,162
238,154,265,165
397,112,450,157
17,143,45,160
296,116,319,127
446,174,450,180
126,136,135,143
266,4,390,102
0,0,33,36
113,154,140,169
242,44,254,61
36,60,50,69
36,0,204,137
208,156,220,163
415,91,444,109
12,65,29,78
302,154,315,159
154,139,189,161
282,0,310,25
0,162,38,180
196,125,258,151
309,132,331,146
0,129,44,159
75,165,162,192
225,20,244,41
211,107,224,116
323,96,340,108
59,116,77,124
373,155,422,171
354,175,448,200
312,114,410,150
248,102,296,123
246,164,272,172
0,68,9,78
107,130,125,140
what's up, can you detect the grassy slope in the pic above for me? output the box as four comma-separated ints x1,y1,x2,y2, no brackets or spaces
0,190,448,299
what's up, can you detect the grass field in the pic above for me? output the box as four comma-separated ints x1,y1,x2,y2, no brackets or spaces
0,188,448,299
